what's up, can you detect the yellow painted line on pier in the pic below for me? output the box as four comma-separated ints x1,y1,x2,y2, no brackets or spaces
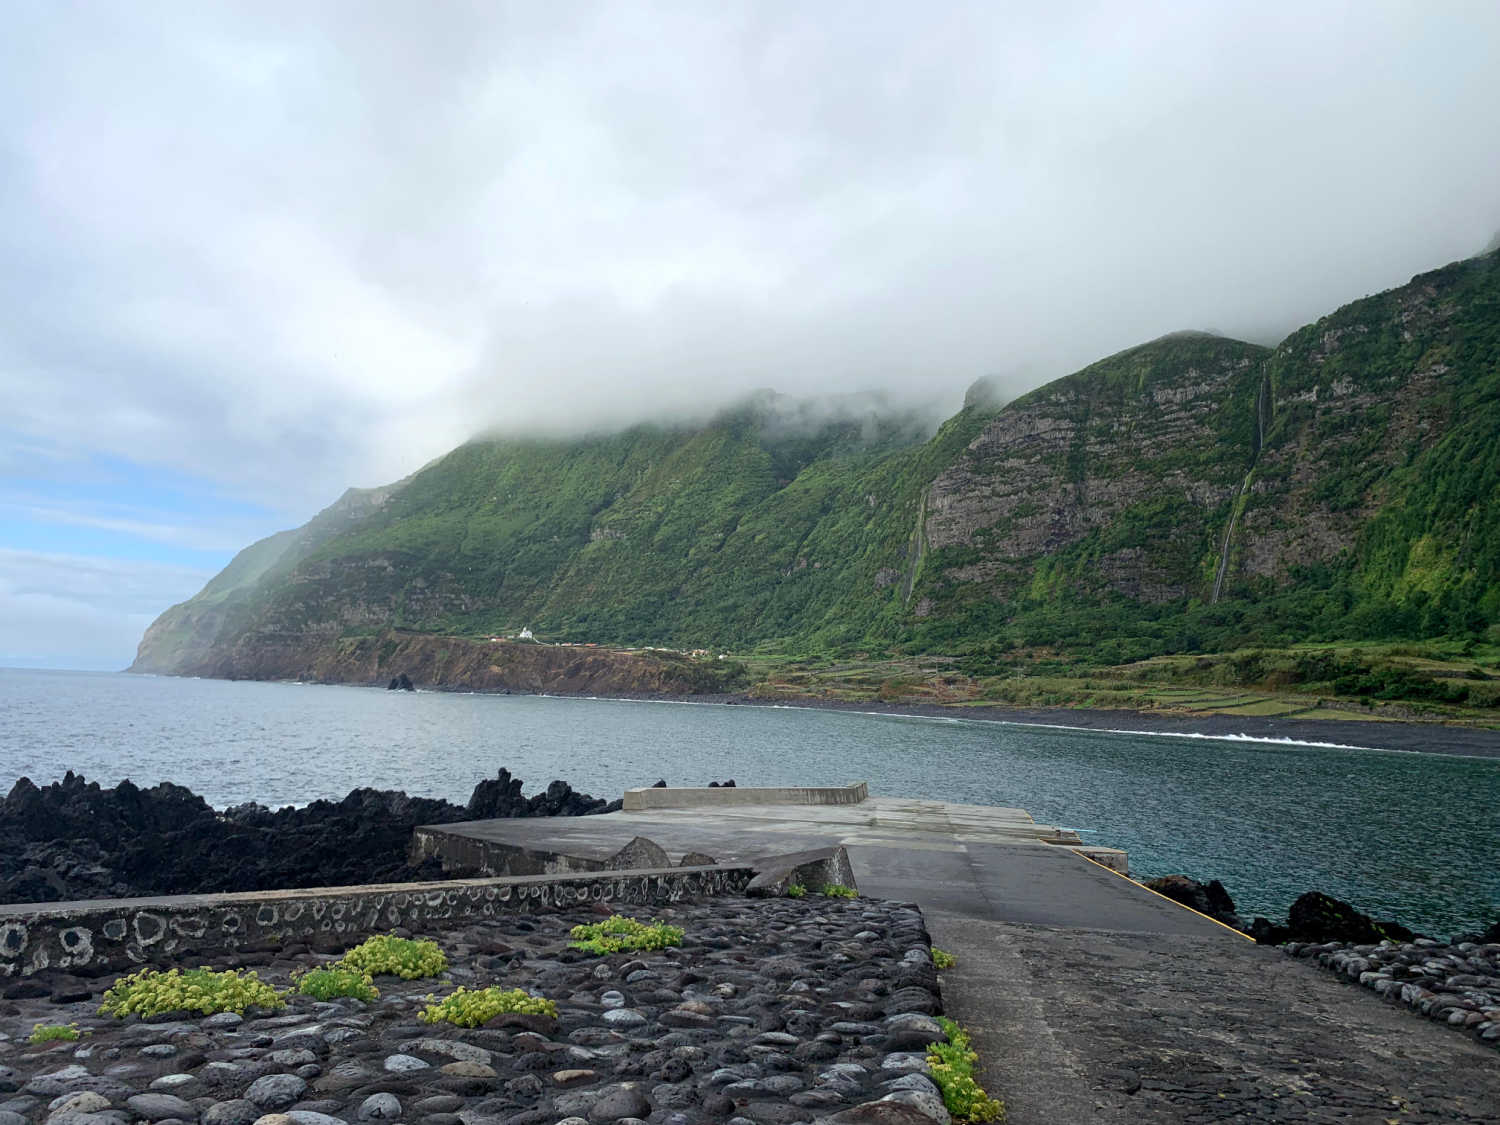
1074,851,1257,942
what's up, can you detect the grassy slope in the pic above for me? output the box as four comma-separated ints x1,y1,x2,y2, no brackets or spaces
275,400,999,650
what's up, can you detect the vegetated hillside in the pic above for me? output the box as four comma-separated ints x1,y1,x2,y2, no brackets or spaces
132,393,990,677
133,249,1500,685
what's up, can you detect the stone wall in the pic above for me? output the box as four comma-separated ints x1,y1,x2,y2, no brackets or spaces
0,865,751,979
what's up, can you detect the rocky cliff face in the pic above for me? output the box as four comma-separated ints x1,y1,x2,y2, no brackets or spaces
132,248,1500,678
1232,253,1497,610
919,333,1267,608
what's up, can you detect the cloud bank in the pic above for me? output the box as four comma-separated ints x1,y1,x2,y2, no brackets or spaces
2,3,1499,667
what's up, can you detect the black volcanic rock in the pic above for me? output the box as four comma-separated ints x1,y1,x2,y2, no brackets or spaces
466,768,615,819
1250,890,1419,945
0,768,618,904
1144,874,1243,930
1451,918,1500,944
388,673,415,690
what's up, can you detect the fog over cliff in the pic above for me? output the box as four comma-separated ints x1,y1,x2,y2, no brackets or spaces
4,3,1499,514
4,4,1500,668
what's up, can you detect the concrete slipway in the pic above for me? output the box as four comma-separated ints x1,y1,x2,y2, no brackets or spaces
419,785,1500,1124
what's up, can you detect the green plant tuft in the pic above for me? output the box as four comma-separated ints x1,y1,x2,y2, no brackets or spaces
294,965,379,1002
786,883,807,898
99,968,285,1018
928,1016,1005,1122
419,986,557,1028
932,947,956,969
340,933,448,979
820,884,857,898
29,1022,83,1044
568,915,685,955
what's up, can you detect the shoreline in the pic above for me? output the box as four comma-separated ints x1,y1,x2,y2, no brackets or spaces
545,690,1500,760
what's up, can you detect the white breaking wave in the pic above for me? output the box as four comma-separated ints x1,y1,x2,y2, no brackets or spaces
774,703,1392,753
1098,728,1379,752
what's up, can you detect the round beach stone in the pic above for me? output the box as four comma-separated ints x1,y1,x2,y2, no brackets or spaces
418,1039,493,1065
25,1066,93,1095
601,1010,646,1029
882,1074,941,1097
284,1112,346,1125
356,1094,400,1122
505,1075,544,1099
880,1089,950,1125
0,1113,29,1125
586,1085,652,1125
878,1053,928,1074
244,1075,308,1111
126,1092,199,1121
202,1014,242,1030
148,1075,199,1093
47,1092,113,1118
821,1101,942,1125
599,992,626,1010
202,1100,260,1125
722,1081,768,1097
883,989,938,1016
380,1056,428,1074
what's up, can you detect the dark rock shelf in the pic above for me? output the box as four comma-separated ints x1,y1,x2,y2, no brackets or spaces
0,770,619,905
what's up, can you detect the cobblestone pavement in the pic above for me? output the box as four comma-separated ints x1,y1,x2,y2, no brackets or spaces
933,915,1500,1124
0,897,956,1125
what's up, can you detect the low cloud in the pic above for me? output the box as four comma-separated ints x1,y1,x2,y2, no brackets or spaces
2,3,1498,521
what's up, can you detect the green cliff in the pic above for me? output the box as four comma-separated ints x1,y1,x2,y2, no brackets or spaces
132,249,1500,686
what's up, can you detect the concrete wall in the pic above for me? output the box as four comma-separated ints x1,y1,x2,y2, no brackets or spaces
745,847,858,898
409,829,676,877
623,781,869,811
0,865,751,979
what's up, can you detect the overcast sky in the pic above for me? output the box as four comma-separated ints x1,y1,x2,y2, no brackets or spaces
3,2,1499,669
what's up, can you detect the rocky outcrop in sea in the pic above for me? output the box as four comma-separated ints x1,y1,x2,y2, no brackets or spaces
1248,891,1419,946
0,770,618,905
1140,876,1496,948
1143,875,1243,930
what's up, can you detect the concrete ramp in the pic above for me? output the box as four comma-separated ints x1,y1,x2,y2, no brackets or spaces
413,791,1220,935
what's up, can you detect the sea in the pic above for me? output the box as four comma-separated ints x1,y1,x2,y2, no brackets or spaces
2,667,1496,937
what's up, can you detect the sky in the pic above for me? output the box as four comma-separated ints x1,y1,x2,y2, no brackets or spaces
2,2,1499,670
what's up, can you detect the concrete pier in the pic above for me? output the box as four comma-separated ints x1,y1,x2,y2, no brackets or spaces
415,788,1176,931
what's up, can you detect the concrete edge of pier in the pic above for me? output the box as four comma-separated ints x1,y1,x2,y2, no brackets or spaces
622,780,869,810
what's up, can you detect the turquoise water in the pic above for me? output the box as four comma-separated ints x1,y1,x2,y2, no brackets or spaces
2,668,1496,936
